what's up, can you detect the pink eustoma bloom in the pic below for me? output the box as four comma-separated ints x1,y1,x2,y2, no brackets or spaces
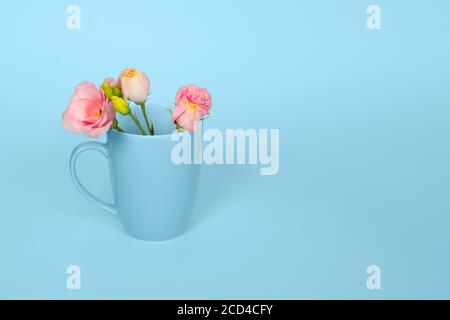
172,84,212,132
62,82,116,138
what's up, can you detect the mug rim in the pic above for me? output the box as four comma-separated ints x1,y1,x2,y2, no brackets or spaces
108,128,188,140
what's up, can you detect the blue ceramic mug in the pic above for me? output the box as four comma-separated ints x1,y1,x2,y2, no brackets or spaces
69,106,200,241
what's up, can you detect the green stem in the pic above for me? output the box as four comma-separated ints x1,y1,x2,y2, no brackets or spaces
128,112,146,135
112,125,125,133
140,103,154,135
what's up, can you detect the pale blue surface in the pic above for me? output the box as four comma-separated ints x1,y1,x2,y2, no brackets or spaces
0,0,449,299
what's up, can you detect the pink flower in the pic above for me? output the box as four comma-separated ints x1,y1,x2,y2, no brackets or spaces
62,82,116,138
118,67,150,104
172,84,212,132
103,77,117,87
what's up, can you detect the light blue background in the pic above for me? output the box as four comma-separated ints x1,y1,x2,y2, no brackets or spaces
0,0,449,299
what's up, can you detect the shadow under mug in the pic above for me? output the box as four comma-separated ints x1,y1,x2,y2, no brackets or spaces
69,108,200,241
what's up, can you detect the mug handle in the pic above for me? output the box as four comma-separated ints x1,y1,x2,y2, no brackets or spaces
69,141,118,216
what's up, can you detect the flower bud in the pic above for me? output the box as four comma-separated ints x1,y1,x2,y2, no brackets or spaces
118,67,150,104
101,82,113,100
111,96,130,115
112,86,123,97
